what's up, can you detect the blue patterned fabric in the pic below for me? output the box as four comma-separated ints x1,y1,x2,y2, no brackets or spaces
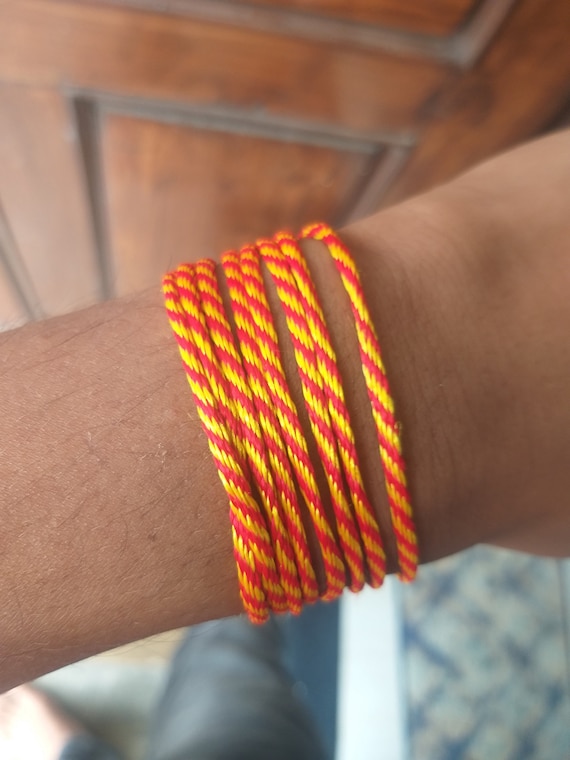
401,547,570,760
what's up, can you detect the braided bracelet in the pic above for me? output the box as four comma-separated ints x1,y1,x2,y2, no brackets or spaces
162,224,417,622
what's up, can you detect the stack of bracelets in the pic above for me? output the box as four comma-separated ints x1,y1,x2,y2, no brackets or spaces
163,222,418,623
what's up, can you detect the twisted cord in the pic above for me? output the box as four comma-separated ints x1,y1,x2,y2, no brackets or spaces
300,223,418,581
225,245,345,600
194,258,307,613
274,231,387,588
163,270,271,621
257,237,366,592
171,265,287,610
162,222,418,621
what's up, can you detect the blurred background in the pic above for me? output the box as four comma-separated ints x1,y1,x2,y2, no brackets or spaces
1,1,570,758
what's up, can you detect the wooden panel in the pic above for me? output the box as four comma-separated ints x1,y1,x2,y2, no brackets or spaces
385,0,570,203
0,85,99,316
0,1,450,133
102,115,374,295
70,0,515,66
249,0,477,36
0,0,567,327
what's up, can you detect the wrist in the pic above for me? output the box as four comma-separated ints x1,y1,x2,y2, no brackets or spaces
336,194,485,567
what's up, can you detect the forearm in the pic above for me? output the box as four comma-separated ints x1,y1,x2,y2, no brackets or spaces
0,204,454,689
0,288,244,688
1,131,569,690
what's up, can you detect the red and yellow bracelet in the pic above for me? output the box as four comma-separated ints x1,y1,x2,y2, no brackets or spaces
162,224,417,622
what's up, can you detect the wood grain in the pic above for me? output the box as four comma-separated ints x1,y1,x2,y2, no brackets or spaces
0,85,99,316
0,0,568,318
385,0,570,202
248,0,476,36
0,0,449,133
102,114,374,295
69,0,508,64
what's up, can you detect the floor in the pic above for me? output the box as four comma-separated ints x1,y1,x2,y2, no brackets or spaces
35,550,570,760
401,548,570,760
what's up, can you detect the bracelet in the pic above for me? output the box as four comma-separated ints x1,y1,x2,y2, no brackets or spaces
163,224,417,622
300,223,418,582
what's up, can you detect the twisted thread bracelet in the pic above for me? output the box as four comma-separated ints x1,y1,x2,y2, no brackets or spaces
162,223,418,622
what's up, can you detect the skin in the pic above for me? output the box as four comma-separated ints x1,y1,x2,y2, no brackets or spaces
0,130,569,693
0,685,83,760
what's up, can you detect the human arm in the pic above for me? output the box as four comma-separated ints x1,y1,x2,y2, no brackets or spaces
1,130,569,691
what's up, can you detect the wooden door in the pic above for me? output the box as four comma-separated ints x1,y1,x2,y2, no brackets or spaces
0,0,569,326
